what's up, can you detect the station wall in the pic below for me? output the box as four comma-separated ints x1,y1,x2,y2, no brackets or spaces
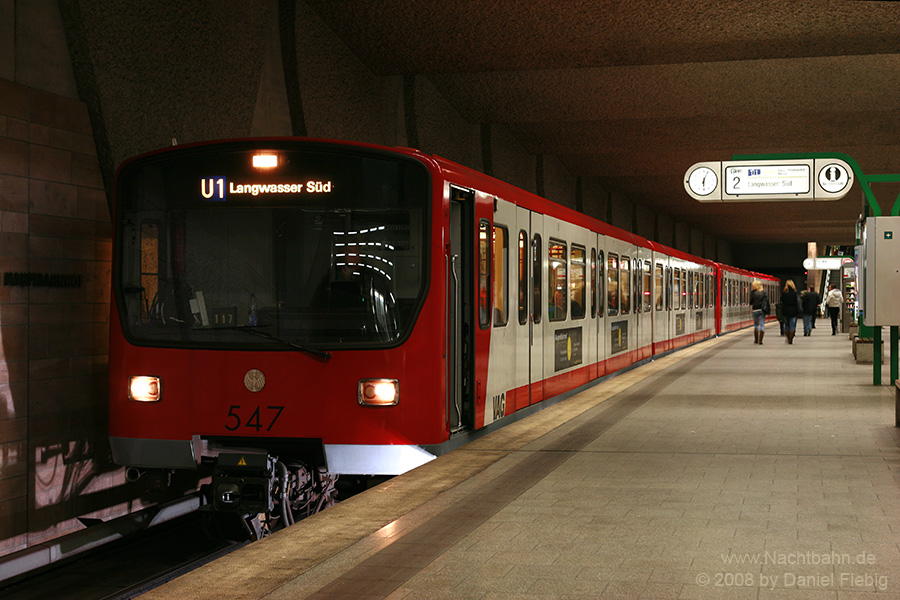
0,0,724,559
0,74,114,553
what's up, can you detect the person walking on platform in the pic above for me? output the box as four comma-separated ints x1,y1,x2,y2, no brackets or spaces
824,283,843,335
749,280,770,344
780,280,800,344
801,286,820,336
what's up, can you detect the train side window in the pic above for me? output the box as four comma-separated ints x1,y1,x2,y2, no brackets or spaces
695,270,701,309
571,245,586,319
532,234,542,324
699,271,705,308
607,253,618,316
140,220,161,323
597,250,605,317
590,248,597,318
694,272,703,308
548,239,567,322
665,267,672,310
694,270,700,309
643,261,652,312
680,269,687,310
478,220,491,329
633,258,641,313
688,271,694,309
654,263,663,311
620,255,631,314
673,268,681,310
518,231,528,325
702,272,707,307
493,224,509,326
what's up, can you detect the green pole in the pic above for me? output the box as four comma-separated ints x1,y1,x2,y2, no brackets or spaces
874,327,882,385
892,326,899,386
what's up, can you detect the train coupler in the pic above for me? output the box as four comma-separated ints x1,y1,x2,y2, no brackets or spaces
203,452,277,514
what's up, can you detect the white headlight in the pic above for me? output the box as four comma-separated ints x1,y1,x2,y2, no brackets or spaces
358,379,399,406
129,376,161,402
252,153,278,169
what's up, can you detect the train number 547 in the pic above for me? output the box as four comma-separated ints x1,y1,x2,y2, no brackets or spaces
225,405,285,432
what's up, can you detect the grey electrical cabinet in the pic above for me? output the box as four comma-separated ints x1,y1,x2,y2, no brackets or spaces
862,216,900,326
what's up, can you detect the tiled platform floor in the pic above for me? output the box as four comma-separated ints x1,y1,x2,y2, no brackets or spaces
144,328,900,599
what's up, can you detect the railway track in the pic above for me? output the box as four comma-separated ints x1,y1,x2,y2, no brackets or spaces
0,511,246,600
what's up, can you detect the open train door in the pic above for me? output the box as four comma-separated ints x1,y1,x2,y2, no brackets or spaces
448,186,475,433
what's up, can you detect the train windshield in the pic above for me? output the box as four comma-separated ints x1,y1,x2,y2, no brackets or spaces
114,143,429,349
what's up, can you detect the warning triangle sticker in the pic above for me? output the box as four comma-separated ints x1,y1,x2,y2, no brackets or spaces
238,456,247,466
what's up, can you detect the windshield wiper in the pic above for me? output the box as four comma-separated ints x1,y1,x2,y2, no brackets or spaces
212,325,331,363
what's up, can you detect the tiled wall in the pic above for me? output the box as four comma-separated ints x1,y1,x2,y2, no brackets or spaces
0,78,116,555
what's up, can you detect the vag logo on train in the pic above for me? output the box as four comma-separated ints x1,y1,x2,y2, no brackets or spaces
201,177,332,200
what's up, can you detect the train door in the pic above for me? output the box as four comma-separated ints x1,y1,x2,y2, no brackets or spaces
484,198,517,425
448,187,475,433
514,206,532,408
605,238,633,372
651,251,666,354
591,234,603,379
530,212,545,404
595,235,608,376
636,252,653,359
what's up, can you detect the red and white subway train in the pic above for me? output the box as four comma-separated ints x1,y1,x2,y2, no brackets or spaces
108,138,778,534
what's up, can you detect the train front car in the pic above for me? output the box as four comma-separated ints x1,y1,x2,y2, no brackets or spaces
108,139,439,537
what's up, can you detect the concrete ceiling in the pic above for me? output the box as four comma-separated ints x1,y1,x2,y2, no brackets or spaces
306,0,900,246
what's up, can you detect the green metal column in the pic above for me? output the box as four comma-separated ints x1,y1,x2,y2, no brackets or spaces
874,327,882,385
892,326,899,385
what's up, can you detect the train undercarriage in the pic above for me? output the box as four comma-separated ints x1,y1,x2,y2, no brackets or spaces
199,452,339,540
128,442,343,541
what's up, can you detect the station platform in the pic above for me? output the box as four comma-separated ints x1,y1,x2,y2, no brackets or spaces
143,328,900,600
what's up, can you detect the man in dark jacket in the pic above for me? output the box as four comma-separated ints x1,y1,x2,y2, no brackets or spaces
801,287,820,336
